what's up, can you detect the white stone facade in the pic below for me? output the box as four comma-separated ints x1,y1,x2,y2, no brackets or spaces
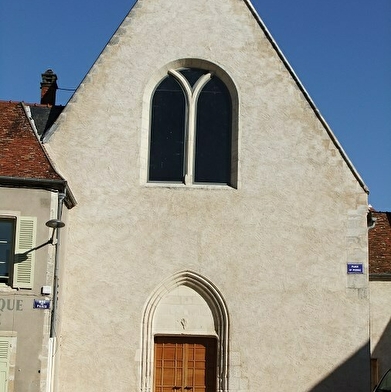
45,0,370,390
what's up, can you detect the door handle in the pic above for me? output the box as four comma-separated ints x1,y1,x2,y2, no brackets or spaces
172,387,181,390
184,387,193,390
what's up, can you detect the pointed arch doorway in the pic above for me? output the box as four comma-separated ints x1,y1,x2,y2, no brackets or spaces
141,271,229,392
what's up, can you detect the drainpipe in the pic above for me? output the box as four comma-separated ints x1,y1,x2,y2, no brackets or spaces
367,209,377,230
50,190,66,338
47,190,66,392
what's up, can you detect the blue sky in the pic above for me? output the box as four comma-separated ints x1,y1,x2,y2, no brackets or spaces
1,0,390,210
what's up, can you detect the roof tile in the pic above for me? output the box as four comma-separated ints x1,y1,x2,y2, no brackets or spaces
0,100,62,181
369,211,391,275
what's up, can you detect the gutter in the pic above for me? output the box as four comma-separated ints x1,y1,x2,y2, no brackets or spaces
369,274,391,282
0,176,76,209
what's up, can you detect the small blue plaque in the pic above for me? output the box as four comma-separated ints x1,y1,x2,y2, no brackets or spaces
33,299,51,309
347,263,363,274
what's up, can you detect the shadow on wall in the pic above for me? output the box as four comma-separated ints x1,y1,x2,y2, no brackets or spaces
372,317,391,386
309,342,370,392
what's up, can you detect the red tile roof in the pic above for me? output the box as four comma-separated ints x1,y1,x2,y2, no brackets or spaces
0,100,62,181
369,211,391,276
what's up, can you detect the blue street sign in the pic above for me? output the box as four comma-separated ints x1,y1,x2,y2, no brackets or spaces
347,263,363,274
33,299,51,309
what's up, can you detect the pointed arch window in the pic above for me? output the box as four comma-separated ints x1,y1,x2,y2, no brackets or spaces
149,68,235,186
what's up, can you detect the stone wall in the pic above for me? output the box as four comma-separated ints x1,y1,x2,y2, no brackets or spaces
46,0,369,390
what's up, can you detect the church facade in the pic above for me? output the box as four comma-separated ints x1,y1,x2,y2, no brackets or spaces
44,1,370,391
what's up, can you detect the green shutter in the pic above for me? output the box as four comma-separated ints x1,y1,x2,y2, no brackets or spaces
13,217,36,289
0,338,10,392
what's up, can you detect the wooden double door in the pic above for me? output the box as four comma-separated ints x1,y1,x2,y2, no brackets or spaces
154,336,217,392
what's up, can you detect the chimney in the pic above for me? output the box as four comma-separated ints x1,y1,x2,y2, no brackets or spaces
40,69,58,105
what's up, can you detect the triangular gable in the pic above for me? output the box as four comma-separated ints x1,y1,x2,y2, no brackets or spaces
45,0,367,194
242,0,368,193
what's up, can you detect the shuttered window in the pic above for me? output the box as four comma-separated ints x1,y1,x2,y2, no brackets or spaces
0,338,11,392
13,217,36,289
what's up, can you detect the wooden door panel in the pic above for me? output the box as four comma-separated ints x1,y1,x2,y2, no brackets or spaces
154,336,216,392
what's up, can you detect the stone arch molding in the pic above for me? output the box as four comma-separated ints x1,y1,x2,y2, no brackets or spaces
141,270,229,392
140,58,240,188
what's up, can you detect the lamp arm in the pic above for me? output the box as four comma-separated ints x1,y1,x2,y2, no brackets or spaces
21,228,56,255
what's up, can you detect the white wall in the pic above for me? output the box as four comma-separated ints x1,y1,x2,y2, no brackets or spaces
46,0,369,390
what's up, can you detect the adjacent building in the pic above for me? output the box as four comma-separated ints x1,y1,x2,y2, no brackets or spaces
0,89,75,392
369,210,391,388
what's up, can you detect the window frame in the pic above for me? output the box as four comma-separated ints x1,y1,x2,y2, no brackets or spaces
141,59,239,189
0,217,16,286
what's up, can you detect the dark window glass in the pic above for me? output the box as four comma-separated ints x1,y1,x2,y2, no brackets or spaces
149,68,233,185
195,76,232,183
149,75,186,182
0,218,16,284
